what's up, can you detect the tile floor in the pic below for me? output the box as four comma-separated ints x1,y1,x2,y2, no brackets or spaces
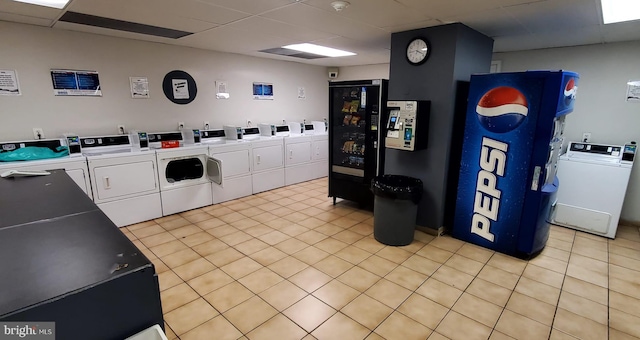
121,178,640,340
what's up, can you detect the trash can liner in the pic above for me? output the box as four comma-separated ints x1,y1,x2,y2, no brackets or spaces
371,175,423,204
0,146,69,162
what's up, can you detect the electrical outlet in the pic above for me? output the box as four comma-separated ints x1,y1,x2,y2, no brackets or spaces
117,125,126,135
582,132,591,143
178,122,185,130
246,119,252,127
32,128,44,140
203,121,210,130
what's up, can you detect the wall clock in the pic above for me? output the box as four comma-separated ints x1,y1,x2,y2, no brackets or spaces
406,38,430,65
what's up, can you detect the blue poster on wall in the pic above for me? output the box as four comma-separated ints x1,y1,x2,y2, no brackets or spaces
253,82,273,100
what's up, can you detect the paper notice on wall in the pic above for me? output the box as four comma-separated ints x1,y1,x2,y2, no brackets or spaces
130,77,150,98
298,87,306,99
216,81,229,99
626,80,640,102
0,70,20,96
172,79,189,99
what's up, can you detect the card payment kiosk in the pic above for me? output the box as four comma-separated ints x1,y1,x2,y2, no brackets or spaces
385,100,429,151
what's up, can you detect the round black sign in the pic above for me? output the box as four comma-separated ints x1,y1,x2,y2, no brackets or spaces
162,70,197,105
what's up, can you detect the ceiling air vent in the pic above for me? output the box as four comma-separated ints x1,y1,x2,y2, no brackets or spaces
259,48,326,60
58,12,193,39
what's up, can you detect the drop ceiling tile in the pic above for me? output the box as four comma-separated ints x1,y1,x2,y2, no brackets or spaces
195,0,300,15
504,0,600,33
443,8,527,37
531,26,603,49
602,21,640,43
396,0,546,20
227,16,336,42
304,0,431,29
0,12,52,26
492,34,544,52
0,0,62,19
176,25,292,53
52,21,176,44
260,3,388,41
311,35,390,53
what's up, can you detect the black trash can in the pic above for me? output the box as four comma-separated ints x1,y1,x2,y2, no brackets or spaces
371,175,423,246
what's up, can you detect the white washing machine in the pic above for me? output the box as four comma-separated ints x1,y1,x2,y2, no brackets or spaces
284,131,314,185
310,124,329,179
152,132,217,216
81,134,162,227
552,141,636,238
202,129,253,203
246,127,285,194
0,138,92,198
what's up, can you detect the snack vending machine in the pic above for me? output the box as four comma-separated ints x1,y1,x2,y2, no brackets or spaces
328,79,388,206
452,70,579,258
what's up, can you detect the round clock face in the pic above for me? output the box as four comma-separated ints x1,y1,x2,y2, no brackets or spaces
406,38,430,65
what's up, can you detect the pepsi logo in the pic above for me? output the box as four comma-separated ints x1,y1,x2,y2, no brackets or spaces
476,86,529,133
563,78,577,105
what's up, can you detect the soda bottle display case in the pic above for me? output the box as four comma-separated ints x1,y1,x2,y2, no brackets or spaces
328,80,388,207
452,70,579,258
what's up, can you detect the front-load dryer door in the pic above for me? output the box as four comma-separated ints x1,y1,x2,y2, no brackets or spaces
207,156,222,185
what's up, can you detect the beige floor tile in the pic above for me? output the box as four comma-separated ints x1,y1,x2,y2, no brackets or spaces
226,201,253,211
158,270,183,291
140,232,178,248
316,211,342,222
312,280,360,310
204,247,244,267
205,225,238,238
155,215,181,224
280,223,310,237
416,244,454,263
436,311,492,340
284,295,336,332
528,254,568,274
358,255,398,277
553,308,608,340
385,265,427,290
374,311,432,340
173,258,215,281
465,278,512,307
219,230,253,246
416,278,464,308
610,308,640,338
338,266,381,292
549,329,579,340
180,315,242,340
202,282,254,313
610,253,640,272
609,244,640,261
219,212,247,224
610,263,640,285
228,217,261,230
365,278,412,309
258,230,291,245
223,296,278,334
495,310,550,340
259,280,308,311
151,257,169,274
397,293,449,329
353,237,386,254
235,207,265,218
268,256,309,278
270,206,296,218
313,255,354,278
238,267,283,294
290,267,333,293
250,246,288,266
506,292,555,326
566,263,608,288
150,239,188,258
159,217,191,231
220,256,263,279
609,237,640,250
293,246,330,265
561,277,608,305
342,294,393,330
127,220,157,231
335,245,371,264
571,242,608,262
540,246,571,262
570,253,608,274
161,248,202,268
397,240,425,254
275,238,310,255
332,230,365,244
298,217,327,229
431,265,474,291
413,230,435,244
164,323,177,340
452,293,503,328
234,238,270,255
430,236,465,252
187,268,234,296
514,276,560,306
311,312,370,340
610,291,640,318
348,223,374,236
180,231,214,248
456,243,494,263
376,246,413,264
489,332,516,340
191,239,228,257
164,298,219,335
131,224,166,239
610,276,640,300
244,224,275,238
252,211,279,224
247,314,307,340
401,254,441,276
168,224,202,239
315,238,349,255
549,228,575,243
477,265,520,290
195,217,227,230
345,210,372,222
444,254,484,276
609,328,640,340
522,263,565,288
558,291,608,324
297,230,329,245
487,253,527,275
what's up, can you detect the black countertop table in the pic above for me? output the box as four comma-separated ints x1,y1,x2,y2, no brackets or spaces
0,170,163,340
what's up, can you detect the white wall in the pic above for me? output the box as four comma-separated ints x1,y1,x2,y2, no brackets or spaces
0,21,328,140
339,41,640,223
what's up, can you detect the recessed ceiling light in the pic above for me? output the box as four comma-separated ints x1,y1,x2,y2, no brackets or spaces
282,43,356,57
12,0,70,9
601,0,640,24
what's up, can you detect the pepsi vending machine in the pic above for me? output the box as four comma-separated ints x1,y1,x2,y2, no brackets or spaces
452,70,579,258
